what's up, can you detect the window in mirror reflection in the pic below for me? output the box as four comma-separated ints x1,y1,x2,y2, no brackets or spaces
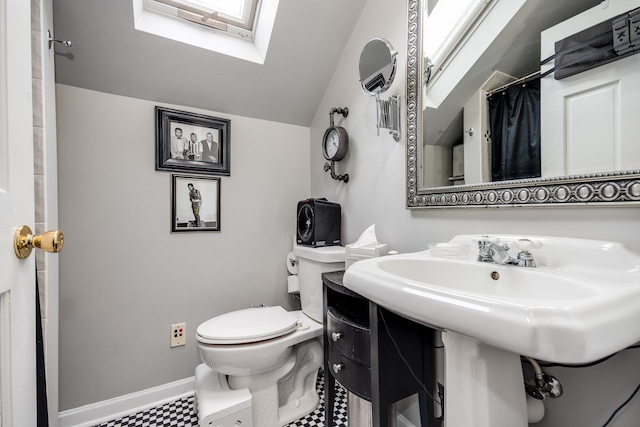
423,0,494,77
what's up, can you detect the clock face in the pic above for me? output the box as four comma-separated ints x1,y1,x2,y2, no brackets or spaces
323,126,348,161
325,129,340,158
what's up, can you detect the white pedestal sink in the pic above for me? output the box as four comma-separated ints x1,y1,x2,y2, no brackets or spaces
343,234,640,426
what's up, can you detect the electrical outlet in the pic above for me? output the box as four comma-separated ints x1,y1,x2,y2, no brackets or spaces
170,323,186,347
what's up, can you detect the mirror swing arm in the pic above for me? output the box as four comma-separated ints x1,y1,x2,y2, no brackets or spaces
376,93,401,141
405,0,640,208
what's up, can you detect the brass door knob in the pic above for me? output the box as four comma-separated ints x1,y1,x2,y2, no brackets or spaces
14,225,64,259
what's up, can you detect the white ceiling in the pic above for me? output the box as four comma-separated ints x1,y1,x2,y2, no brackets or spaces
51,0,368,126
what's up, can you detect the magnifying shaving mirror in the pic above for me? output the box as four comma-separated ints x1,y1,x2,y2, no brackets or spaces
359,38,401,141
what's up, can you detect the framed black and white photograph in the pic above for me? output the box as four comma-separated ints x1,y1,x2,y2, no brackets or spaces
171,174,220,232
156,107,230,176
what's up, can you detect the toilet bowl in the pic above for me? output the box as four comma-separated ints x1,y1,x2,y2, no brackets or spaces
197,306,322,376
195,245,345,427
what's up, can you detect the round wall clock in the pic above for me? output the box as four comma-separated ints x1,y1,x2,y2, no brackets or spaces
322,126,349,161
323,107,350,183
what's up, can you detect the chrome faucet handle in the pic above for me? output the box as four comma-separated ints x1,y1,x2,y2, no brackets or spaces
512,239,542,267
476,236,498,261
516,251,536,267
513,238,542,251
477,236,500,245
476,236,500,252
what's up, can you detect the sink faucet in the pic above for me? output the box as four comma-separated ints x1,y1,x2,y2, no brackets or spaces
477,238,514,264
477,237,538,267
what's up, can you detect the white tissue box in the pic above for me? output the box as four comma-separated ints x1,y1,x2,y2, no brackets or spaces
346,242,388,258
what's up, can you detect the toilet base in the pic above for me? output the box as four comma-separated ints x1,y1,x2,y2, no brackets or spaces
194,363,253,427
196,338,323,427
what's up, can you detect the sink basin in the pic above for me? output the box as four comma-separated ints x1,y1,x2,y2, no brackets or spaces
378,257,598,300
343,234,640,363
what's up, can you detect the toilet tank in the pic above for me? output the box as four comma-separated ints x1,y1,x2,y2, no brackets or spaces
293,245,345,322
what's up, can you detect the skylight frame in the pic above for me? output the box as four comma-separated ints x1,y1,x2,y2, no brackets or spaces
135,0,278,64
153,0,260,39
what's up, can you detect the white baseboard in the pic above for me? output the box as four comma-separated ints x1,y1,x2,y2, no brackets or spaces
58,376,195,427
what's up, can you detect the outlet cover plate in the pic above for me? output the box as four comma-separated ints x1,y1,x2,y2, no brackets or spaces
170,323,186,347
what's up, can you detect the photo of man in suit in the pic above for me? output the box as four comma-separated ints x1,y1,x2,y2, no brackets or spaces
200,131,219,163
187,182,202,227
170,127,186,159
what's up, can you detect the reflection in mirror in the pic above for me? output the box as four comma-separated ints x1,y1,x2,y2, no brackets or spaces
359,38,397,95
406,0,640,207
423,0,603,187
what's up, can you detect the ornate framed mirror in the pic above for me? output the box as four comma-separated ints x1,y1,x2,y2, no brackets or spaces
405,0,640,208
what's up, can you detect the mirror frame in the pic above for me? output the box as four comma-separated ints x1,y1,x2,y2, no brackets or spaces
405,0,640,208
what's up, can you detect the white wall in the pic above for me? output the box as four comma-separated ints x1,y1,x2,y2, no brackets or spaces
55,84,310,411
310,0,640,426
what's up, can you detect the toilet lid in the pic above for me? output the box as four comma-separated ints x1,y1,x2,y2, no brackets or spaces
197,306,299,345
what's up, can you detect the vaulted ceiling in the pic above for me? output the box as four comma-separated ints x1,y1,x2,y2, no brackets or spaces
52,0,367,126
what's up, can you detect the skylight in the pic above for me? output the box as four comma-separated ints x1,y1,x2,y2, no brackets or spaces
192,0,246,18
133,0,278,64
153,0,259,39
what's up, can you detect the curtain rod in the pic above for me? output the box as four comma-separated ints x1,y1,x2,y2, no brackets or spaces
486,70,541,97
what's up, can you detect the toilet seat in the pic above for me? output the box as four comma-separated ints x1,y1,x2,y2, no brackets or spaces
197,306,299,345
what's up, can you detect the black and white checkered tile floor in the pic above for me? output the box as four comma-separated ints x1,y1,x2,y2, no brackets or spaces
95,371,347,427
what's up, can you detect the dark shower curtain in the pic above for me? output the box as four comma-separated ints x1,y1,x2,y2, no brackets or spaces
488,77,541,182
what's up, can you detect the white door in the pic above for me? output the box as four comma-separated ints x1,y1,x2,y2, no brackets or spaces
0,0,37,425
541,0,640,178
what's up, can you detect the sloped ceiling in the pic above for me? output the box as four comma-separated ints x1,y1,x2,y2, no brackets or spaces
52,0,367,126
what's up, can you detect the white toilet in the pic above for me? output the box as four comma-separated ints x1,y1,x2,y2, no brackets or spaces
195,245,345,427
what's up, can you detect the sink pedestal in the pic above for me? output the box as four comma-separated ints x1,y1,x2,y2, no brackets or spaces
442,332,528,427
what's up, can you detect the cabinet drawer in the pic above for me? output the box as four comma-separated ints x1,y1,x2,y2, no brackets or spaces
328,345,371,400
327,306,371,365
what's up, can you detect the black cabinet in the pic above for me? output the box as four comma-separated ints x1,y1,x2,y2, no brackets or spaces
323,271,437,427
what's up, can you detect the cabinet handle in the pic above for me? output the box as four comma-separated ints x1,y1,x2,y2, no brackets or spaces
331,332,343,342
332,363,344,374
